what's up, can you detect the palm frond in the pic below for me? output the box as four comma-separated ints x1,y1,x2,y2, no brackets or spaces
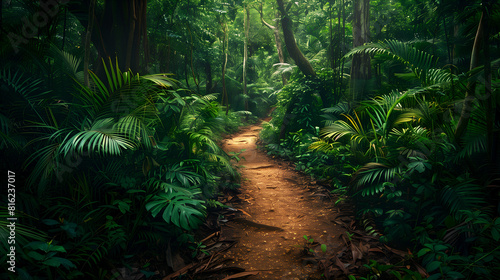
351,162,400,190
455,109,488,160
345,40,452,87
0,68,49,122
102,58,137,93
360,183,387,197
189,129,220,154
272,63,296,78
60,118,136,157
25,143,60,190
0,68,49,102
206,153,239,179
309,139,339,153
0,113,23,150
322,102,352,115
143,73,178,89
320,112,368,145
115,115,155,149
200,93,219,102
440,178,486,220
0,208,48,256
235,110,253,116
49,44,82,78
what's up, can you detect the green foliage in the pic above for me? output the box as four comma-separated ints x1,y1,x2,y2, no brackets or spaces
2,0,499,278
146,191,206,231
306,37,500,278
261,69,338,143
189,241,209,258
345,40,452,87
0,57,242,278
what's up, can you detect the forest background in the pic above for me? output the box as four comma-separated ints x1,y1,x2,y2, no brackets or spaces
1,0,500,279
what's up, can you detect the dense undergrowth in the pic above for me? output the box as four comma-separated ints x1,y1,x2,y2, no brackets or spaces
0,55,251,279
261,41,500,279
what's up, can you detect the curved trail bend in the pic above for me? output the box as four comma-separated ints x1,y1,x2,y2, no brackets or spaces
220,123,343,279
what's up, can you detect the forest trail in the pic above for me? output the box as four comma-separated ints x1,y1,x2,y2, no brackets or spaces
220,122,343,279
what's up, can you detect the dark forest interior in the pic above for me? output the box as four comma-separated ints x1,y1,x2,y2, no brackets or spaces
1,0,500,279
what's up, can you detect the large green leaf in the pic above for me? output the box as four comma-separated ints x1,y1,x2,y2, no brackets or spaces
59,119,135,156
345,40,453,87
145,192,206,231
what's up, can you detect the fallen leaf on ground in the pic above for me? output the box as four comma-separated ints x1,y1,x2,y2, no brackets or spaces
334,256,349,274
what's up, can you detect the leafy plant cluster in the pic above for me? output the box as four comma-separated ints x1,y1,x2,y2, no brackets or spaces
262,69,337,140
263,40,500,279
261,70,351,181
0,54,245,279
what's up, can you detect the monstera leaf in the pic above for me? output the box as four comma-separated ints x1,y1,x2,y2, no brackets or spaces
145,191,206,230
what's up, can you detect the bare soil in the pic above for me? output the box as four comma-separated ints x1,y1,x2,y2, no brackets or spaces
161,122,412,280
219,123,344,279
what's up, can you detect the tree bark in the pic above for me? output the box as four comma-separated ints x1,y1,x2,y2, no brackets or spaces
329,0,334,69
220,20,229,114
83,0,96,87
259,5,287,85
350,0,371,101
276,0,316,77
68,0,149,74
61,7,67,51
454,10,485,141
187,24,200,93
483,7,493,159
243,6,250,112
205,61,212,95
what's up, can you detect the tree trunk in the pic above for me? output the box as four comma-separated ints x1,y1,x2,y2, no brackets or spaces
184,54,190,89
259,5,287,85
329,0,334,69
68,0,149,74
335,0,344,97
276,0,320,139
243,6,250,112
276,0,316,77
454,10,485,141
274,25,287,85
205,61,212,95
83,0,96,87
350,0,371,101
187,24,200,93
61,7,67,51
125,0,137,70
0,1,2,36
483,8,492,158
220,20,229,114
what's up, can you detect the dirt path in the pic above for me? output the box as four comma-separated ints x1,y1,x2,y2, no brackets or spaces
220,123,344,279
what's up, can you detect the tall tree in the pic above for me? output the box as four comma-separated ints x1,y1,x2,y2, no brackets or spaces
259,3,287,85
243,5,250,111
83,0,96,87
219,15,230,114
350,0,371,101
454,6,486,141
68,0,149,73
276,0,316,77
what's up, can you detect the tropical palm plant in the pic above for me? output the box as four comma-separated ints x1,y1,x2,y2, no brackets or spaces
0,53,243,278
345,40,453,88
315,90,416,161
313,40,497,269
